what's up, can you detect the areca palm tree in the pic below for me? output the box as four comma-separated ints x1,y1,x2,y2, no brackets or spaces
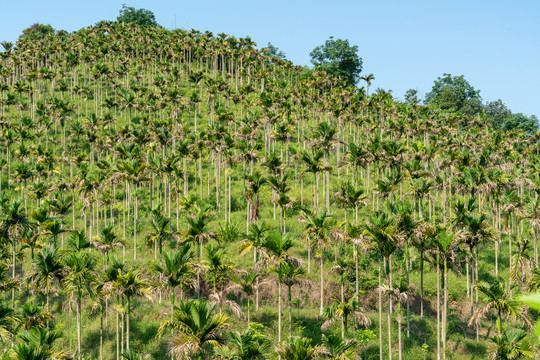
259,232,295,342
113,270,152,352
275,336,323,360
151,244,194,309
159,298,229,360
280,260,307,339
245,171,266,227
92,225,124,265
431,227,461,357
219,327,270,360
362,209,396,360
0,197,31,307
0,302,17,347
300,207,335,315
233,271,259,325
321,333,357,360
147,209,177,261
489,329,536,360
62,251,96,360
469,277,531,336
183,205,216,298
27,247,64,316
301,149,327,209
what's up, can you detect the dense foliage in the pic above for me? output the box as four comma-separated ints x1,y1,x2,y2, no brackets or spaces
0,20,539,360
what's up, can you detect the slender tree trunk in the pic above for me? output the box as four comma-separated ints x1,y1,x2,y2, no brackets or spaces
116,298,120,360
320,252,324,316
379,261,383,360
77,297,82,360
126,297,130,351
288,286,292,339
278,276,282,342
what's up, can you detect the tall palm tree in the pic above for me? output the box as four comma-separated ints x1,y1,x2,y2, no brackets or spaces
0,197,31,307
233,271,259,325
27,247,64,315
280,260,307,339
147,209,177,261
259,232,296,342
151,244,194,309
113,270,152,352
362,209,396,360
300,207,335,315
92,225,124,265
62,251,96,360
183,205,216,298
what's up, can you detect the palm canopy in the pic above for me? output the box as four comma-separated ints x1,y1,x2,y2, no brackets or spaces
159,298,229,360
470,277,531,334
275,336,323,360
362,210,396,259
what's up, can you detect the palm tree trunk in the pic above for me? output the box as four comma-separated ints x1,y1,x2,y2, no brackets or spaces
379,261,383,360
116,298,120,360
288,286,292,339
320,252,324,316
100,304,104,360
398,302,402,360
420,250,424,320
278,277,282,342
437,254,440,360
126,297,130,351
77,296,82,360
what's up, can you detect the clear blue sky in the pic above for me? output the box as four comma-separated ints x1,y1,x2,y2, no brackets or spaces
2,0,539,117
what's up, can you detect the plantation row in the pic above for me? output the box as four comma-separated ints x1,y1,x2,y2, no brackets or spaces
0,21,540,359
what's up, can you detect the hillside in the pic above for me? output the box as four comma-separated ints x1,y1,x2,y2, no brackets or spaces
1,21,540,360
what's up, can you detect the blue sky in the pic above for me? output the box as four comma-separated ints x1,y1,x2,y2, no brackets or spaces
2,0,539,117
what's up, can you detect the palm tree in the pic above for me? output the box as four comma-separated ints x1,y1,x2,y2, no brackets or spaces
159,299,229,360
240,222,270,311
27,247,64,316
183,205,216,298
15,327,70,360
62,251,96,360
245,171,266,227
0,197,31,307
378,277,411,360
17,302,53,331
280,260,307,339
101,259,126,360
268,174,294,234
432,227,461,357
113,270,152,352
321,333,357,360
259,232,296,342
275,336,323,360
489,329,536,360
92,225,124,265
360,74,375,96
300,207,335,315
233,271,259,325
147,209,177,260
301,149,327,209
215,327,270,360
0,302,17,347
362,210,396,360
322,259,371,339
469,277,531,336
151,244,194,309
